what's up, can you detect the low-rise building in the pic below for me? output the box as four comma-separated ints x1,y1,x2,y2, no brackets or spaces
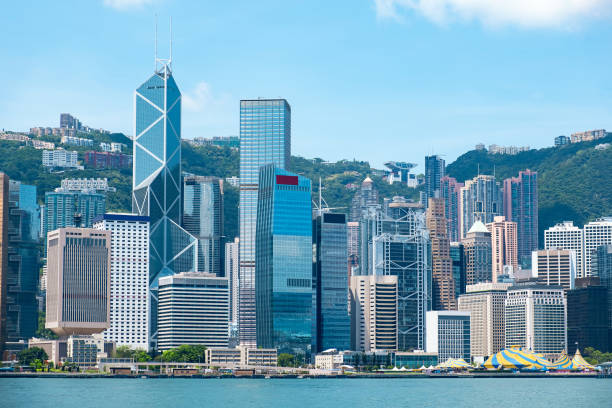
42,149,80,169
393,351,438,369
205,346,277,367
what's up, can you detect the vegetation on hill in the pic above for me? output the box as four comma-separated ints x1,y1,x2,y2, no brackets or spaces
446,134,612,239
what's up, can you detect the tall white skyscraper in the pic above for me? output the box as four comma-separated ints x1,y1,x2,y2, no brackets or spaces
544,221,584,278
225,237,239,326
583,218,612,277
94,213,150,350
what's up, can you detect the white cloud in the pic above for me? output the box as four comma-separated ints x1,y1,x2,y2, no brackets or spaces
103,0,154,10
181,81,235,138
373,0,612,28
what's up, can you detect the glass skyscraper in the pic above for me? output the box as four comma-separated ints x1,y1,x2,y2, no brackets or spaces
504,170,538,266
239,99,291,346
255,165,312,356
43,189,105,238
460,174,503,239
425,155,445,203
183,175,224,276
132,60,197,349
312,212,351,353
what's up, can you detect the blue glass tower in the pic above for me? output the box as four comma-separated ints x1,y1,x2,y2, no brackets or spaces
239,99,291,345
256,165,311,356
132,59,197,349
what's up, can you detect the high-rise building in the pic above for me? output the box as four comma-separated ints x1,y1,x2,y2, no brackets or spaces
255,166,312,356
503,170,538,264
132,58,198,349
42,149,79,169
225,238,239,327
360,206,431,351
425,311,471,362
0,174,9,352
486,216,518,282
347,221,360,276
554,135,571,146
349,177,379,222
426,198,456,310
424,155,445,202
593,245,612,350
349,275,398,352
505,281,567,359
312,212,350,353
440,176,463,242
45,228,111,336
450,242,466,299
460,175,503,239
458,283,511,361
544,221,584,278
4,181,40,344
239,98,291,346
462,221,492,285
93,214,149,350
583,218,612,277
43,189,106,238
567,277,609,354
183,175,224,276
157,272,229,350
532,249,576,291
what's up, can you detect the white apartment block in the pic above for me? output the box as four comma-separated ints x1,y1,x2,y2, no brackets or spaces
94,213,150,350
532,249,576,290
225,237,240,325
42,149,79,168
583,218,612,277
61,136,93,147
544,221,585,278
61,177,115,192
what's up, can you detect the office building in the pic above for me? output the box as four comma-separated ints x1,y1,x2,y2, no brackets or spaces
349,275,398,352
505,281,567,359
458,283,511,361
425,311,471,362
347,221,360,274
132,58,198,348
570,129,606,143
0,174,9,352
486,216,518,282
426,198,456,310
93,214,149,350
460,175,503,239
424,155,445,203
255,166,312,356
567,277,609,354
360,205,431,351
544,221,585,278
503,170,538,264
239,98,291,346
42,149,79,169
83,151,132,169
45,228,111,336
440,176,463,242
583,218,612,277
157,272,229,350
554,135,571,146
183,175,224,275
462,221,492,285
312,212,350,353
225,238,239,327
532,249,576,291
593,245,612,350
450,242,466,299
43,189,106,239
349,176,379,222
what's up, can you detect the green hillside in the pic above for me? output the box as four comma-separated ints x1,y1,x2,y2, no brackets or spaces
446,135,612,240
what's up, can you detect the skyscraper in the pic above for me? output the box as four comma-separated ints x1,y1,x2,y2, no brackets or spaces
425,311,471,362
486,216,518,282
460,175,503,239
566,277,609,354
450,242,466,299
503,170,538,264
46,228,111,336
426,198,456,310
0,173,9,352
239,98,291,346
462,221,493,285
424,155,445,203
312,212,350,353
43,189,106,238
544,221,584,278
583,218,612,277
225,238,239,328
349,177,379,222
347,221,360,276
132,58,198,348
93,214,149,350
183,175,224,276
440,176,463,242
593,245,612,351
255,166,312,356
532,249,576,291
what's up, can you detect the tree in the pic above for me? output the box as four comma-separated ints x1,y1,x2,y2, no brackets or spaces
160,345,206,363
36,311,58,339
278,353,296,368
113,345,152,362
18,347,48,366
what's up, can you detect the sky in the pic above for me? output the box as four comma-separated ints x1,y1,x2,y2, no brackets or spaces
2,0,612,170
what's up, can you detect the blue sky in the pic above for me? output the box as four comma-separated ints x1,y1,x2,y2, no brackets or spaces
2,0,612,170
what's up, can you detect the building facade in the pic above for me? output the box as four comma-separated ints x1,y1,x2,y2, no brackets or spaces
462,221,493,285
424,155,445,203
554,135,571,146
503,170,538,265
255,166,312,356
567,277,609,354
43,189,106,239
157,272,229,350
45,228,111,336
426,198,456,310
486,216,518,282
183,175,224,276
450,242,466,299
83,151,132,169
460,175,503,239
0,174,9,352
425,311,471,362
312,212,351,353
239,98,291,346
440,176,463,242
593,245,612,350
93,214,150,350
544,221,585,278
42,149,79,169
225,238,239,327
583,218,612,277
532,249,576,291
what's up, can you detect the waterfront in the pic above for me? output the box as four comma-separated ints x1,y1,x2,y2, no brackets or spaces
1,378,611,407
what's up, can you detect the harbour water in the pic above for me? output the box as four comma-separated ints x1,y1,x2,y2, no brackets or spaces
1,377,611,407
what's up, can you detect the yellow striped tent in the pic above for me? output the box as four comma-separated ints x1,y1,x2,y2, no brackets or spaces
572,349,596,370
483,347,553,370
550,351,579,370
437,358,473,369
